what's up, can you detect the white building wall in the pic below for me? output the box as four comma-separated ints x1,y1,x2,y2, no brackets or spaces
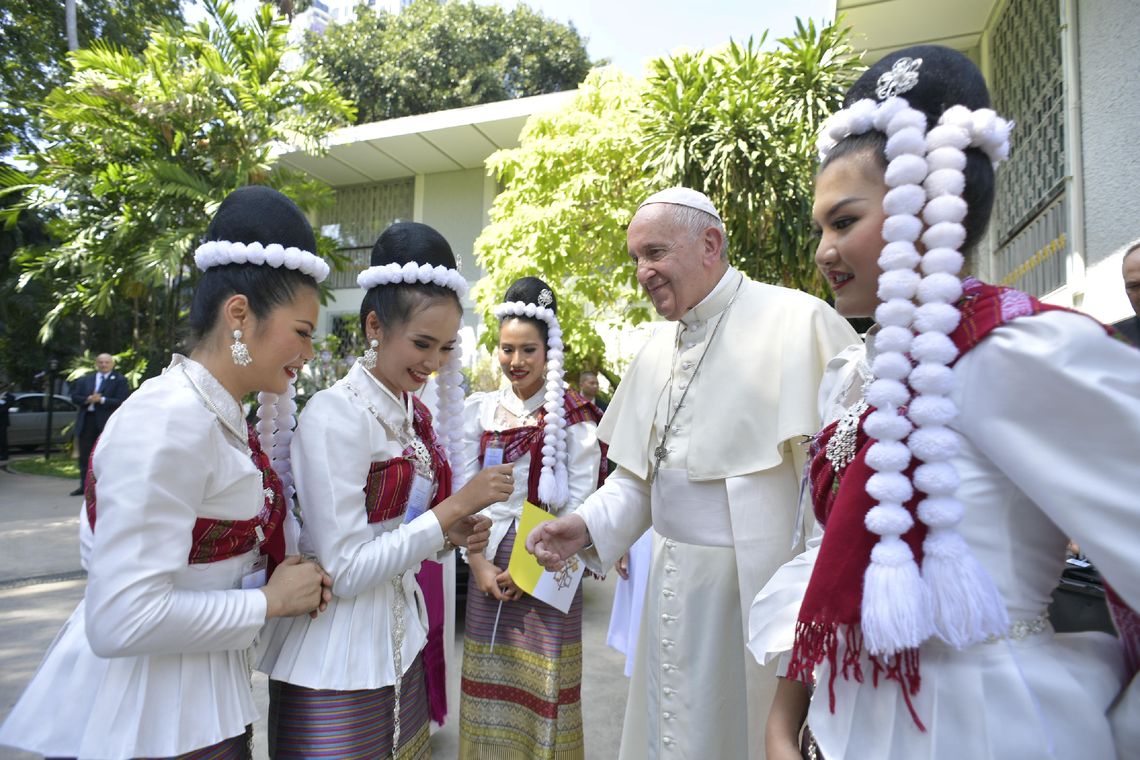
1075,0,1140,322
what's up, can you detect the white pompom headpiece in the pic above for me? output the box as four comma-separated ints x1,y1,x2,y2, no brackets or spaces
357,261,469,297
194,240,330,283
358,260,469,475
819,53,1014,656
493,289,569,509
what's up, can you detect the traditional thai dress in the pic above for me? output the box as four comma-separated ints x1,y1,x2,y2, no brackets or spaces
257,360,454,759
457,386,603,760
750,279,1140,759
0,355,290,759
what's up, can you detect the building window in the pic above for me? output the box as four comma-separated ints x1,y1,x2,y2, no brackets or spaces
320,178,415,289
990,0,1066,295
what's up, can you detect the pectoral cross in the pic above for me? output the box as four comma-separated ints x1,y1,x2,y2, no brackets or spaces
651,442,668,484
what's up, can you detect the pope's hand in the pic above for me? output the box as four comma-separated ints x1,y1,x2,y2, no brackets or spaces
525,514,589,571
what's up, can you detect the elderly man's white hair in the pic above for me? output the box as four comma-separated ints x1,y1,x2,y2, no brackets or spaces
637,186,729,261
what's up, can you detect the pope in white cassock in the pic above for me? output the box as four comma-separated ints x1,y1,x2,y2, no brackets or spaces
526,187,859,759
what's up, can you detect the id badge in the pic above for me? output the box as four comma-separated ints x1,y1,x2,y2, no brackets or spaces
483,438,505,467
241,554,268,590
403,472,433,524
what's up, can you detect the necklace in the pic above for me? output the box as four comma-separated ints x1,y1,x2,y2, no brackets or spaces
348,366,434,478
180,365,251,454
650,279,743,483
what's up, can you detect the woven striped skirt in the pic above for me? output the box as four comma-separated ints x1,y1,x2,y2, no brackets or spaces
268,655,431,759
46,727,251,760
458,525,584,760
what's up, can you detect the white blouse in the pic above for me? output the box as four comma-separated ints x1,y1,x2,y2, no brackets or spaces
460,386,601,560
749,311,1140,760
256,360,448,690
0,355,271,759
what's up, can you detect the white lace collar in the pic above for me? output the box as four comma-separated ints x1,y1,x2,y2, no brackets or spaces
167,354,246,437
499,384,546,417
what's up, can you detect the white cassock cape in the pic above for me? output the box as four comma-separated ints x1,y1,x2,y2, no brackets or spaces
574,267,859,759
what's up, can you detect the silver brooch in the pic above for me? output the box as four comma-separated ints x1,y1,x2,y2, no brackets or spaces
875,56,923,100
537,289,553,308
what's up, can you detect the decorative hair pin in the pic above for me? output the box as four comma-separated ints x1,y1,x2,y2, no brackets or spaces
537,289,554,308
875,57,923,100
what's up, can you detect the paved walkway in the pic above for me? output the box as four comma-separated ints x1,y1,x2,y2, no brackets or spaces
0,463,629,759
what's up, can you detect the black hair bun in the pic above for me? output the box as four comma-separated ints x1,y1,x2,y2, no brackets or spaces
504,276,557,314
845,45,992,125
371,221,457,270
206,185,317,253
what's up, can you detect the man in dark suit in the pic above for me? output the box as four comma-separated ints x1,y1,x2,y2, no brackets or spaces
1113,241,1140,346
70,353,130,495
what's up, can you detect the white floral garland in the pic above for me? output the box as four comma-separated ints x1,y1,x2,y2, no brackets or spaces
357,262,470,297
492,297,569,509
818,81,1014,655
194,240,330,283
255,380,301,552
359,260,469,476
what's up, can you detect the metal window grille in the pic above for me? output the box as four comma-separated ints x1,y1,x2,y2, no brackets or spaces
990,0,1067,295
321,179,414,289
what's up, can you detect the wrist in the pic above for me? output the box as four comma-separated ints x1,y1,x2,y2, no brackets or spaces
259,587,279,619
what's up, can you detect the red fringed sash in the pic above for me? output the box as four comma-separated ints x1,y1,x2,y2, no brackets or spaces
790,277,1135,726
86,424,288,572
476,388,605,510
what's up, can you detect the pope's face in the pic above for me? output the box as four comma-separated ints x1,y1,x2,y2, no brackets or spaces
627,204,722,321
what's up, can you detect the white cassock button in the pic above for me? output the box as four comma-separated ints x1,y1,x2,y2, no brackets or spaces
665,565,677,574
662,589,675,598
681,361,693,371
663,638,675,648
663,737,675,747
663,711,674,720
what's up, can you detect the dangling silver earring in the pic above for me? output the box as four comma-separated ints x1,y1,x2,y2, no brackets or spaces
362,338,379,370
231,329,253,366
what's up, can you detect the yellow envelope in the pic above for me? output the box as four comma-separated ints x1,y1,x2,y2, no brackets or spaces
507,500,553,594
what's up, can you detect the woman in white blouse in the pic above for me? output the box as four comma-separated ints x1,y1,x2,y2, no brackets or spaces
0,185,333,759
457,277,604,760
750,46,1139,760
257,222,510,759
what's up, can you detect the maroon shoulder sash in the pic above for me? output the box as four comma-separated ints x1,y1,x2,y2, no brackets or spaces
86,424,288,571
362,395,453,523
476,388,605,509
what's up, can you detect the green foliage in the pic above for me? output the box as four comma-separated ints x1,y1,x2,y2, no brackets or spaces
4,0,354,378
471,67,653,377
0,0,184,157
304,0,595,124
638,18,863,293
471,20,862,375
